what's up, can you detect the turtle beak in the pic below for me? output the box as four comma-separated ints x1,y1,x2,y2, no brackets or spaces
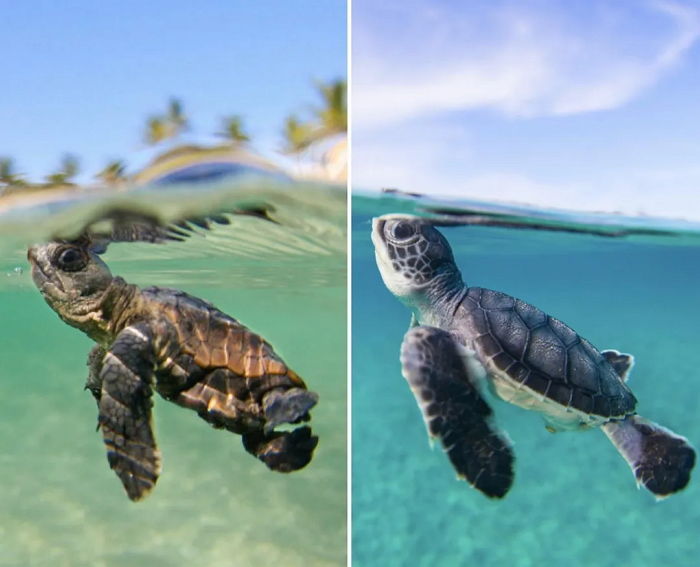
370,217,386,248
27,245,53,289
27,246,44,280
371,218,395,280
372,217,385,235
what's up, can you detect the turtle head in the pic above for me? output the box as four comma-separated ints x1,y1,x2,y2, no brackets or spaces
27,241,114,325
372,214,463,307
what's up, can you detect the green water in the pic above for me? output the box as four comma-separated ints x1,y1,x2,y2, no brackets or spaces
0,189,346,566
352,194,700,567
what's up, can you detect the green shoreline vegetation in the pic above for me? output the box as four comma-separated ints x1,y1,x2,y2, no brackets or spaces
0,79,346,200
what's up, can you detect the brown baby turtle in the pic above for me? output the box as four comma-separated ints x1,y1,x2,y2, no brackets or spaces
27,241,318,501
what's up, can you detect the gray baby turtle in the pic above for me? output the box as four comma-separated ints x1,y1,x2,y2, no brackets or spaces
27,241,318,501
372,214,695,499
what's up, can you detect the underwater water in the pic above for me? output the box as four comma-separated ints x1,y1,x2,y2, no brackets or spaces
352,192,700,567
0,177,346,566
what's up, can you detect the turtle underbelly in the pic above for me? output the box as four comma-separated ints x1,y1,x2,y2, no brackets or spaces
458,345,604,431
487,362,606,431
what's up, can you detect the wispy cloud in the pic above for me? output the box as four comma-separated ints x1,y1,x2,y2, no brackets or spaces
353,0,700,128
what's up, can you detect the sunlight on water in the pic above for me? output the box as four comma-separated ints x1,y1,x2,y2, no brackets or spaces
353,192,700,567
0,176,346,566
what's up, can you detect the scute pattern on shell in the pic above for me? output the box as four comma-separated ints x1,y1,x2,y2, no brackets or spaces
462,287,636,418
142,287,303,382
139,287,307,432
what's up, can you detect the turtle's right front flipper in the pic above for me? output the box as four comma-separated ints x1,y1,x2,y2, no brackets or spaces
401,326,514,498
98,324,161,501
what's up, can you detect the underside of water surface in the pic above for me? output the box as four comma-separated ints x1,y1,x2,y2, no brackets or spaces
0,177,347,567
352,192,700,567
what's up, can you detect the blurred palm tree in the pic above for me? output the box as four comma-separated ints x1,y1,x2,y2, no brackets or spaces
281,115,315,155
45,154,80,186
144,98,188,145
217,115,250,148
96,160,127,185
313,78,347,137
0,157,27,186
280,79,347,156
145,116,170,145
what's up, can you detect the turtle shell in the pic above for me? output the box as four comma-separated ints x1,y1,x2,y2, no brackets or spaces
137,287,307,428
458,287,636,419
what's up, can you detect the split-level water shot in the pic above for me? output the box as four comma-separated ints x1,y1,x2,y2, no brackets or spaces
0,3,346,566
5,2,700,567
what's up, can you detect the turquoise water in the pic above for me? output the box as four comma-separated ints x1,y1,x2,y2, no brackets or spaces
352,193,700,567
0,180,346,566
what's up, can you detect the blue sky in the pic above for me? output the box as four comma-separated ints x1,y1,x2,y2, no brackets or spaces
353,0,700,219
0,0,346,182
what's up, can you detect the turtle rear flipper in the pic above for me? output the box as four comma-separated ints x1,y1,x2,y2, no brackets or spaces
242,426,318,472
98,324,162,501
401,326,514,499
601,350,634,382
603,416,695,498
263,388,319,433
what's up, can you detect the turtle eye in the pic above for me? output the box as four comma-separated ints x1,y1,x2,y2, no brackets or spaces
389,221,416,241
54,246,88,272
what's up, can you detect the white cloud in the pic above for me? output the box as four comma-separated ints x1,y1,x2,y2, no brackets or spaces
353,0,700,128
352,1,700,219
549,1,700,115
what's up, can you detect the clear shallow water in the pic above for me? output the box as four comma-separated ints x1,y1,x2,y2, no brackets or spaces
0,177,346,566
352,193,700,567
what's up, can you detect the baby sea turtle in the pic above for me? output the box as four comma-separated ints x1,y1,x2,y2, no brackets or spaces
372,214,695,499
28,241,318,501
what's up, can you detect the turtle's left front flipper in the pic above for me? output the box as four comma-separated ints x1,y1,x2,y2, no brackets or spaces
401,326,514,498
98,324,161,501
603,415,695,499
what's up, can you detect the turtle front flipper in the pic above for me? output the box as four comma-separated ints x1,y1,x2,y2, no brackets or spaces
401,326,514,498
602,415,695,499
98,324,161,501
